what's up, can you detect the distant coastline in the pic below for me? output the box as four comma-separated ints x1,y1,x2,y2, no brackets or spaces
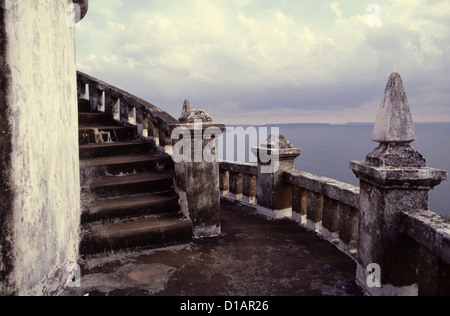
227,122,450,127
222,123,450,219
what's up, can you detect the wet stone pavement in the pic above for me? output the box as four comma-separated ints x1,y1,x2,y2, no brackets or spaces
62,200,364,296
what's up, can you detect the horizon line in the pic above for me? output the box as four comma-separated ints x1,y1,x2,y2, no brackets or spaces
224,121,450,126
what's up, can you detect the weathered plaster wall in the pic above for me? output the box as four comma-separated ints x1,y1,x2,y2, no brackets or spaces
0,0,15,295
0,0,81,295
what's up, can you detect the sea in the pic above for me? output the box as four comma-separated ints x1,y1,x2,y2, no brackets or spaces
221,123,450,219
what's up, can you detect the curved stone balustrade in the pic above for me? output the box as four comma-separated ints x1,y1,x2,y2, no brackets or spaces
219,73,450,296
77,71,178,154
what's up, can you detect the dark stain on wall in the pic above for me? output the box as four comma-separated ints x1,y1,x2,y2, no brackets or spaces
0,3,16,295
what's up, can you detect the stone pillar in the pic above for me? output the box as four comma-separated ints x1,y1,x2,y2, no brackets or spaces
172,101,226,238
351,73,447,296
252,135,302,219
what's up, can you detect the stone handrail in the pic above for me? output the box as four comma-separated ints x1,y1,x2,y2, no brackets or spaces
400,209,450,295
284,171,360,257
77,71,178,153
220,161,258,205
402,210,450,265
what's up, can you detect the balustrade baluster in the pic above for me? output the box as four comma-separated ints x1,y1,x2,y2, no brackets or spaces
120,101,130,124
322,197,340,243
104,94,118,119
236,173,243,201
89,86,103,112
77,80,86,99
249,175,256,205
229,172,238,200
135,110,144,137
128,107,136,125
307,191,323,233
292,185,303,224
338,204,359,256
222,170,230,197
348,206,359,255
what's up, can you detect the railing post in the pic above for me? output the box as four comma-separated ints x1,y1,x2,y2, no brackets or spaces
351,73,447,296
89,86,103,112
77,80,86,99
104,94,118,119
135,110,144,137
322,197,340,243
161,130,173,155
249,175,257,204
307,191,323,233
252,135,301,219
242,174,255,204
229,172,243,201
120,101,130,124
148,120,159,146
172,100,226,238
338,204,359,256
222,170,230,197
297,188,308,225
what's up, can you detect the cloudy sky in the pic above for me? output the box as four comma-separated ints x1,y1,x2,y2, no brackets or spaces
76,0,450,124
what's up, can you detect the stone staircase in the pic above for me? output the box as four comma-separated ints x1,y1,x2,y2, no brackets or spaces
78,99,192,257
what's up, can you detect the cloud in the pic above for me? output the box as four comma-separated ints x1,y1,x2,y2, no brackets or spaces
330,1,343,19
76,0,450,123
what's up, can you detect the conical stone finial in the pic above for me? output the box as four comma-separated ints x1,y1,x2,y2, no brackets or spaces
372,73,416,143
179,99,214,123
182,100,191,114
365,73,425,168
264,135,293,149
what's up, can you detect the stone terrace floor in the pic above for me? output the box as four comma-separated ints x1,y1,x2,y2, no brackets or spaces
62,200,364,296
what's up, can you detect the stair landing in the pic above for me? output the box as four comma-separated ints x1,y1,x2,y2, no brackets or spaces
63,201,363,296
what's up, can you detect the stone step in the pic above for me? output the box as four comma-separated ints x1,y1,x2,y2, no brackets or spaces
80,216,193,256
77,98,191,257
82,171,175,198
80,153,173,181
82,193,181,224
79,141,155,159
78,112,117,125
79,125,136,145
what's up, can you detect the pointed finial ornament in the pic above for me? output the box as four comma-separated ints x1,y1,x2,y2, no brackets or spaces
183,100,191,113
265,135,293,149
372,73,417,143
179,99,214,123
365,73,425,167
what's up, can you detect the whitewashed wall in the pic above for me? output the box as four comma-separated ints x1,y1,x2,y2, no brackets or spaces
0,0,81,295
